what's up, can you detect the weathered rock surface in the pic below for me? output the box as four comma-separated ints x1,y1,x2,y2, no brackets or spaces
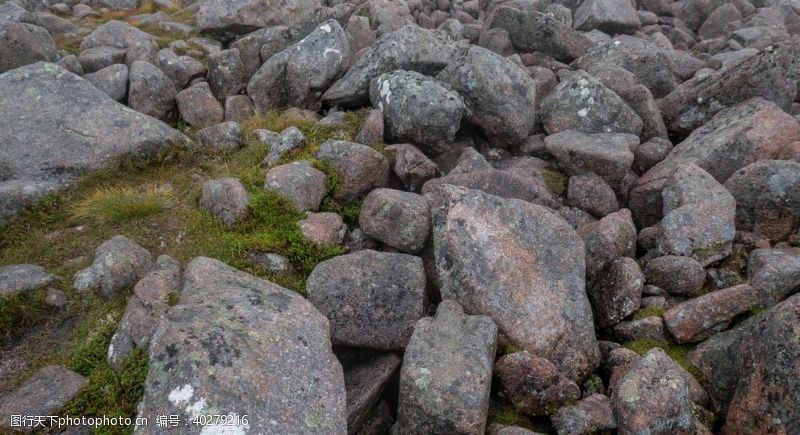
747,247,800,306
359,188,430,253
544,131,636,189
0,365,87,429
577,209,637,280
494,352,580,416
307,250,426,350
300,212,347,245
199,177,249,229
551,393,617,435
135,257,347,434
588,257,643,328
573,0,641,34
73,235,154,299
0,63,187,225
430,185,599,381
0,21,58,73
344,352,400,433
265,161,327,212
0,264,57,299
396,300,497,434
315,140,390,203
79,20,158,65
664,283,758,343
644,255,706,297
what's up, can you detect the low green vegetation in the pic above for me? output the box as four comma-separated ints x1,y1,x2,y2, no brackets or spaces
623,339,704,382
631,306,665,320
0,288,53,342
541,168,567,197
72,186,174,222
487,399,536,430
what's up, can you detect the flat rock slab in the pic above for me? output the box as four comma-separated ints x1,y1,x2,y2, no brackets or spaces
0,62,187,225
135,257,347,434
0,264,57,299
0,365,87,429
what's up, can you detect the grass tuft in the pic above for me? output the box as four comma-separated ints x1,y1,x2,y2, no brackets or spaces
632,306,665,320
541,168,567,197
0,288,53,342
72,186,174,222
623,339,704,382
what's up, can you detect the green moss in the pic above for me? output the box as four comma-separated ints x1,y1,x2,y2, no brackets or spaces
623,339,704,382
0,288,53,341
166,291,180,306
310,159,342,196
541,168,567,197
632,306,665,320
320,198,363,228
487,399,535,430
502,343,529,355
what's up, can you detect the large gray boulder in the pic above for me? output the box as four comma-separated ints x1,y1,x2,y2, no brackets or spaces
369,70,464,153
196,0,354,39
436,46,538,146
128,60,177,121
248,20,350,112
79,20,158,65
573,0,641,34
73,235,154,299
396,300,497,434
690,293,800,432
0,264,58,299
544,131,636,189
0,63,187,225
0,365,87,430
135,257,347,434
0,21,57,73
429,185,600,381
307,250,426,350
323,25,459,107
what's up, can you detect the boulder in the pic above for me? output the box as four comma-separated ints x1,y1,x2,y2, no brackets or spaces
196,121,242,150
747,247,800,306
199,177,249,229
384,143,439,191
323,25,459,107
436,46,538,146
265,161,327,212
396,300,497,434
0,264,57,299
576,209,637,280
643,255,706,297
493,352,581,416
230,26,294,77
0,366,87,430
0,21,57,73
690,293,800,432
430,185,599,381
544,131,637,189
0,63,187,225
540,70,642,136
258,126,306,168
344,352,401,433
422,169,560,209
135,257,347,434
664,283,759,343
629,98,800,228
207,48,246,101
353,108,384,147
369,70,464,152
175,83,225,129
299,212,347,245
588,257,643,328
128,60,176,121
659,37,800,136
84,64,129,102
483,6,591,62
567,173,619,218
359,188,430,253
157,48,206,90
77,46,127,73
73,235,154,299
307,250,426,350
315,140,390,203
248,20,351,113
79,20,158,65
724,160,800,241
611,348,706,434
573,0,641,34
551,394,617,435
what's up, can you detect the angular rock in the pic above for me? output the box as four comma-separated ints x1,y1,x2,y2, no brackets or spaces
551,394,617,435
300,212,347,245
690,293,800,431
353,108,384,147
643,255,706,297
610,316,668,342
664,283,758,343
484,6,591,62
633,137,672,173
307,250,426,350
259,126,306,168
384,143,438,191
588,257,643,328
196,121,242,150
73,235,154,299
656,163,736,265
345,352,401,433
323,25,459,107
230,26,294,77
573,0,641,34
747,247,800,306
0,365,87,429
265,161,327,212
128,60,176,121
208,48,246,101
196,0,351,38
135,257,347,434
79,20,158,65
576,209,637,280
422,169,560,209
359,188,430,253
0,264,57,299
199,177,249,229
567,172,619,218
724,160,800,241
659,37,800,135
0,21,57,73
175,83,225,129
315,140,390,203
224,95,254,122
369,70,464,152
494,352,581,416
84,64,129,102
540,70,642,136
396,300,497,434
78,46,127,74
611,348,705,434
248,20,351,112
431,185,599,381
436,46,538,146
156,48,206,90
248,252,294,276
545,131,636,190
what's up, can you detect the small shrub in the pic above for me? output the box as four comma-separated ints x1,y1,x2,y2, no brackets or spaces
72,186,174,222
